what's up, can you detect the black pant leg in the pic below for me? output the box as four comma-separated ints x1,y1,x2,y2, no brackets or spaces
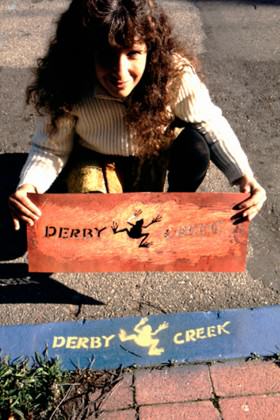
168,124,210,192
116,124,210,192
116,155,167,192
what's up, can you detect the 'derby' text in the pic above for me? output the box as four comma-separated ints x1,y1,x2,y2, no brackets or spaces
45,226,107,239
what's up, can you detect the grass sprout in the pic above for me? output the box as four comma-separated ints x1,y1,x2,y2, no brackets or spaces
0,351,125,419
0,351,69,419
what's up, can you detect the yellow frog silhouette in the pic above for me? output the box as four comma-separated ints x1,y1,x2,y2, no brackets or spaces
118,317,169,356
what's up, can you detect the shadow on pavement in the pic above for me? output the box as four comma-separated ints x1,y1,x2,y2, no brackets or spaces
0,153,67,261
0,263,104,306
0,153,28,260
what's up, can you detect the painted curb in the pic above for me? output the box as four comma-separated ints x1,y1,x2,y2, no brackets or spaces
1,305,280,370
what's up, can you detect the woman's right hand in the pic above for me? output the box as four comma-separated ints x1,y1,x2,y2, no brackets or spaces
8,184,42,230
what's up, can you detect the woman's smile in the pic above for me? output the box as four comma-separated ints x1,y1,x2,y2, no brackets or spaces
109,78,131,87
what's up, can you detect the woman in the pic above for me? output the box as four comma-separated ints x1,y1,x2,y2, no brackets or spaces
9,0,266,230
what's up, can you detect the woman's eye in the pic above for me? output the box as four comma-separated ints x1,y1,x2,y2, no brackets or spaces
127,50,140,57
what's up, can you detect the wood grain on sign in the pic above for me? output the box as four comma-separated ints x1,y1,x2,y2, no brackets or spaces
27,192,249,273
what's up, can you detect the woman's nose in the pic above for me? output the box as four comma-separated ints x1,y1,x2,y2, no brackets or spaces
114,53,130,80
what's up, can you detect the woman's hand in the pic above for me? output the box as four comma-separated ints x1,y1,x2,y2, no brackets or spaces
8,184,42,230
232,175,267,223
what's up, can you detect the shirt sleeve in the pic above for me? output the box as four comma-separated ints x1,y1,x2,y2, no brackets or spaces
172,65,254,184
18,114,76,193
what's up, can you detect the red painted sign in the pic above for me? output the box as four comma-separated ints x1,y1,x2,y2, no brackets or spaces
27,192,249,272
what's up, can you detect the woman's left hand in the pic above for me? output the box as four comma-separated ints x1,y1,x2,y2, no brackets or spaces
232,175,267,223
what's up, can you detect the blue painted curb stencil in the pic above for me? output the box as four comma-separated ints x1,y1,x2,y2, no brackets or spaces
1,306,280,370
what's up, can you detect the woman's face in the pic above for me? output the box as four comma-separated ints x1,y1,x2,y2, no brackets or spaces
94,40,147,98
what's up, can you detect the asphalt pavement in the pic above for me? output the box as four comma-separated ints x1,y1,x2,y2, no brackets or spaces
0,0,279,326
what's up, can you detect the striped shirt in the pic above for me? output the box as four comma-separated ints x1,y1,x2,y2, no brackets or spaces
19,65,254,193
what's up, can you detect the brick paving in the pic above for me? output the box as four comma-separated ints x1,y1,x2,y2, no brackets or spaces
96,359,280,419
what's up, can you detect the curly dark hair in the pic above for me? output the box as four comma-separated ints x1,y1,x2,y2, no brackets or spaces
26,0,198,156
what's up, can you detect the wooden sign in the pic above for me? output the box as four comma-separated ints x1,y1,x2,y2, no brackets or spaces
27,192,249,273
